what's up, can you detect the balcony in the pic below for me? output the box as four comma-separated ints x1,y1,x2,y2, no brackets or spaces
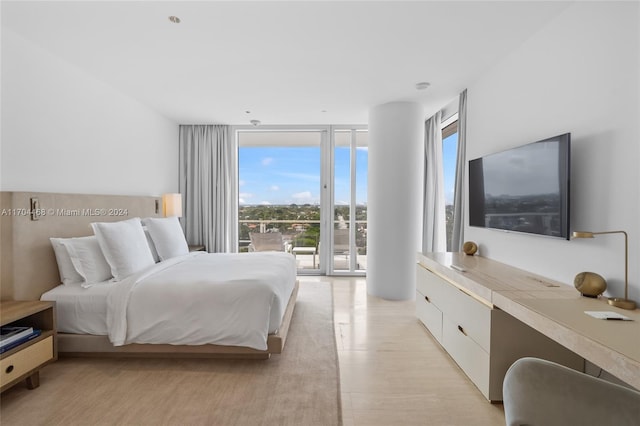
239,219,367,272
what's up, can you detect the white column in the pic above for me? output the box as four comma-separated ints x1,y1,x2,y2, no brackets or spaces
367,102,424,300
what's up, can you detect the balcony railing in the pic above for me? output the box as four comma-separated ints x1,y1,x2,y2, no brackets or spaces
238,219,367,270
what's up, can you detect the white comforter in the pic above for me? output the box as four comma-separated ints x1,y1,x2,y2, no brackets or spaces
107,252,296,350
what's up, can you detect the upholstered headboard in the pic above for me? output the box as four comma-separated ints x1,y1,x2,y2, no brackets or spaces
0,192,162,301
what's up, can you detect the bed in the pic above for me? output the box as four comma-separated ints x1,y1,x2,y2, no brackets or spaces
1,191,298,359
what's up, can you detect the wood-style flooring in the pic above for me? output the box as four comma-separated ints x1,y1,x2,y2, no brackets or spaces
328,277,505,426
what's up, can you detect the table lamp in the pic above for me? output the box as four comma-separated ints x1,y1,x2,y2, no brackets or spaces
572,230,636,310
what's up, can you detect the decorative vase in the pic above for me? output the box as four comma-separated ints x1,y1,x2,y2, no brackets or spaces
574,272,607,298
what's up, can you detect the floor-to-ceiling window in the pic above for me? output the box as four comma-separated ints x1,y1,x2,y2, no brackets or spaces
332,128,367,274
238,130,323,273
236,127,367,276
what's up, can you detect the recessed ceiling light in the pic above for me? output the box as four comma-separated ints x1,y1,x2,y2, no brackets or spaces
168,16,181,24
415,82,431,90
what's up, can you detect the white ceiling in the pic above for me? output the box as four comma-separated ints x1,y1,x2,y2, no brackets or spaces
1,1,572,125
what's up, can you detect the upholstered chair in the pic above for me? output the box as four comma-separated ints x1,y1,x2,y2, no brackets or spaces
503,357,640,426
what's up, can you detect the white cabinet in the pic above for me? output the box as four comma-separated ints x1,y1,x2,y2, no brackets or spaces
416,261,583,401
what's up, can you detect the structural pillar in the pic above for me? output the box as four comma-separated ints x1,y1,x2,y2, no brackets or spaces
367,102,424,300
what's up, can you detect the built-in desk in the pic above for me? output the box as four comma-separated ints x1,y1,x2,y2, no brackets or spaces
418,252,640,391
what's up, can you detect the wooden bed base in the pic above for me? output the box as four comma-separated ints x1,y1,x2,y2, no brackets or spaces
57,281,299,360
1,191,298,360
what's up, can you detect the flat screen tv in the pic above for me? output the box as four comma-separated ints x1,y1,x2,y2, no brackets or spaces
468,133,571,239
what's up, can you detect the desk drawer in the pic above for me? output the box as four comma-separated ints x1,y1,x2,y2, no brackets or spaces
416,265,449,309
417,265,491,352
442,317,490,399
437,281,492,353
0,337,53,387
416,290,443,343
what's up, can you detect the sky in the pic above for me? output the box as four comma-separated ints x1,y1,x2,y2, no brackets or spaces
239,134,458,206
443,132,459,204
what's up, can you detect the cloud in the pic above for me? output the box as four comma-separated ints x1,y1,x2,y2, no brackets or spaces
261,157,274,166
239,180,246,187
270,185,280,191
291,191,319,204
260,201,272,205
238,192,254,205
238,192,253,205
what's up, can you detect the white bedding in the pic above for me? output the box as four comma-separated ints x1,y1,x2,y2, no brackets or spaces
107,251,296,350
41,283,111,335
42,251,297,351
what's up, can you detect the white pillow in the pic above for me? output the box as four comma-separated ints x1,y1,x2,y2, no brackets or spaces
91,218,155,281
143,227,160,263
50,238,84,285
60,236,113,287
142,217,189,261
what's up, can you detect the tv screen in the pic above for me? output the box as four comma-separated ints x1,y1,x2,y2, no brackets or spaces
468,133,571,239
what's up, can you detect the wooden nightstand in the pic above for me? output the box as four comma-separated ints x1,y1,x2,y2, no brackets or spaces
0,301,57,392
188,245,206,252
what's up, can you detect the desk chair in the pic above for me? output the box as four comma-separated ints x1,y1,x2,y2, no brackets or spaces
503,357,640,426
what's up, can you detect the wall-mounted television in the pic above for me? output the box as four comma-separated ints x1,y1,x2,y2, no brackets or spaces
468,133,571,240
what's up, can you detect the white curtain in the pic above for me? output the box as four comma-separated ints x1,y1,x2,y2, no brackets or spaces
179,125,233,253
451,89,467,251
422,111,446,253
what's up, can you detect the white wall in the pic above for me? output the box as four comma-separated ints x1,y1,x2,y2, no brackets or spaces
1,29,178,196
465,2,639,303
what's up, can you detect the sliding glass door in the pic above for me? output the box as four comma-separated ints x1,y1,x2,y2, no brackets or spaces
237,130,324,274
236,126,367,276
330,128,367,275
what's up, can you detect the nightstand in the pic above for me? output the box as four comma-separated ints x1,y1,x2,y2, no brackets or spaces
188,245,206,252
1,301,57,392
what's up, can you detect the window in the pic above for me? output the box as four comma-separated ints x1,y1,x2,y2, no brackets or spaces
332,129,368,273
237,132,322,268
236,127,368,276
442,115,459,251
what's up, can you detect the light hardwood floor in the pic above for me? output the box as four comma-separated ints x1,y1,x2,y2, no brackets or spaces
328,277,505,426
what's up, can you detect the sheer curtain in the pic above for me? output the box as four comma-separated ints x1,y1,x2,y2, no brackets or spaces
179,125,233,252
422,111,446,253
451,89,467,251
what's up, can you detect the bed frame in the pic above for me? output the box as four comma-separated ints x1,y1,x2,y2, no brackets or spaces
0,191,297,359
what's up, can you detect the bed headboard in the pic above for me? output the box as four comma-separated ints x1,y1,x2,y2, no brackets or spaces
0,192,162,301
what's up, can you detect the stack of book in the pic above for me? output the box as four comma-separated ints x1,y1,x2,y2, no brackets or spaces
0,326,42,354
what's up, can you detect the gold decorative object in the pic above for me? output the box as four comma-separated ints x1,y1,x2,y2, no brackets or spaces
574,272,607,298
572,231,636,310
462,241,478,256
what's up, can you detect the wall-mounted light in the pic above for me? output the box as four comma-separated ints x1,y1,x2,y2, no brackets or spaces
162,193,182,218
30,197,40,221
572,230,636,310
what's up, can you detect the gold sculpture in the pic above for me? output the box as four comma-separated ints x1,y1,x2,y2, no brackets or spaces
574,272,607,298
462,241,478,255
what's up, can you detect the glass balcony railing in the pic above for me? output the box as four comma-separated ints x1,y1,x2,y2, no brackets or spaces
238,219,367,271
